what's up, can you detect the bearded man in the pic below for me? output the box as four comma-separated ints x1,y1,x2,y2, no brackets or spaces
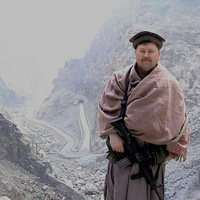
98,31,189,200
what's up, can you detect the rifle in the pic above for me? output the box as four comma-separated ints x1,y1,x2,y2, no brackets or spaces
110,116,163,200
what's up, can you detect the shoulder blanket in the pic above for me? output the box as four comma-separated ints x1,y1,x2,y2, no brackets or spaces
98,63,188,151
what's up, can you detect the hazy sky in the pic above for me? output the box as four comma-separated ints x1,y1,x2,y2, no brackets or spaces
0,0,123,75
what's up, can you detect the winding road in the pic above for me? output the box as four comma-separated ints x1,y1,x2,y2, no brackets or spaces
78,102,91,153
26,101,91,157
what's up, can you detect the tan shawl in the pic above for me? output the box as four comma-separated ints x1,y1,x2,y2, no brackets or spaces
98,63,188,147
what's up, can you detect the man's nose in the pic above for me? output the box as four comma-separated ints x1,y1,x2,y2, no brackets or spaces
144,51,149,57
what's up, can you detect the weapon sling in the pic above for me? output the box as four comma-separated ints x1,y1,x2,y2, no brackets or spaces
109,68,163,200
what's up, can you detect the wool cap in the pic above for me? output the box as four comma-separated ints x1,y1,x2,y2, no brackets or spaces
129,31,165,49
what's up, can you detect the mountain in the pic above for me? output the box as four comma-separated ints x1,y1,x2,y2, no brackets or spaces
0,77,24,107
0,44,58,111
0,113,85,199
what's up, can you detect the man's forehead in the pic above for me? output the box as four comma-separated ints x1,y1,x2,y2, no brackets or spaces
136,43,159,50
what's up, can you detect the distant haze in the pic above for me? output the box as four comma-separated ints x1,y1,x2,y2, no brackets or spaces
0,0,123,80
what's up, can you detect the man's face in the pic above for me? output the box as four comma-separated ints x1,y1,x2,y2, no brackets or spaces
135,42,160,72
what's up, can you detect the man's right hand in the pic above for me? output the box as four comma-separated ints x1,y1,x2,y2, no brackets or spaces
109,132,124,153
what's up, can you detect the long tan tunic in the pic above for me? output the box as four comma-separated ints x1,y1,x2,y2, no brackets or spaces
104,162,165,200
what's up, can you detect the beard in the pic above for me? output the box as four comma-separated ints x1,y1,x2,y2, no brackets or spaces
140,59,153,71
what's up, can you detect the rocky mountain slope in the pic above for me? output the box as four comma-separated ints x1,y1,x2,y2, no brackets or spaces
0,113,85,200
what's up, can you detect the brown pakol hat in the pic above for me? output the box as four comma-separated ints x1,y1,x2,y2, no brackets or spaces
129,31,165,49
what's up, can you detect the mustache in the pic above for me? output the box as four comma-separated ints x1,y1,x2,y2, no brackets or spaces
142,59,151,61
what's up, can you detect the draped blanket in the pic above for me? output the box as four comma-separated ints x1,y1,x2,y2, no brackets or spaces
98,63,189,158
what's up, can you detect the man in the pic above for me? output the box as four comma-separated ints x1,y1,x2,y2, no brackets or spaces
98,31,189,200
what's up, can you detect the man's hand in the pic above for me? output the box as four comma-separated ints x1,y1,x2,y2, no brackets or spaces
109,132,124,153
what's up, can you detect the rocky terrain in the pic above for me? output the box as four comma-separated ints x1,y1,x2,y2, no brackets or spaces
0,111,85,200
0,0,200,200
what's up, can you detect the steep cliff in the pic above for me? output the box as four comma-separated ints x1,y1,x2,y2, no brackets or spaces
37,0,200,149
0,113,30,164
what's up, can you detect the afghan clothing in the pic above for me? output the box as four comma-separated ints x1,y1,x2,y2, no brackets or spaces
98,63,189,200
104,162,165,200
